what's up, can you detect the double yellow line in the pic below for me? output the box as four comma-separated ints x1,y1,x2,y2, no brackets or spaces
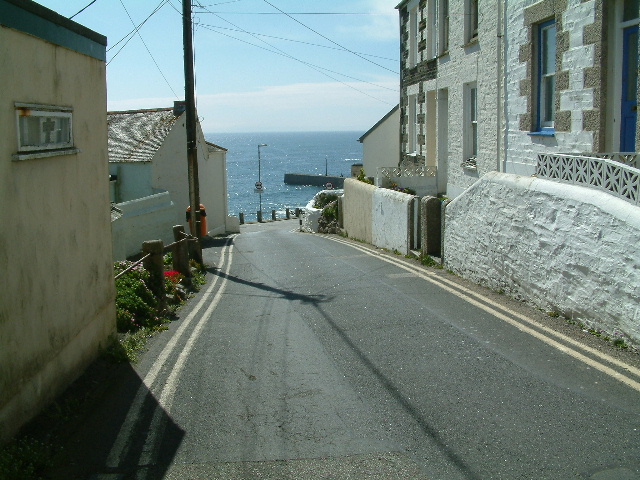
324,235,640,393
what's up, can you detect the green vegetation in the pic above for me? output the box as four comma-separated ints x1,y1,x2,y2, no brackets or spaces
419,254,443,269
356,168,373,185
0,437,56,480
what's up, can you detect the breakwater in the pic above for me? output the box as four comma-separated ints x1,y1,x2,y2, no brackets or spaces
284,173,346,188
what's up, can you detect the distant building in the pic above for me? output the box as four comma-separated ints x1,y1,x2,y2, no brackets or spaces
108,103,231,259
358,105,400,181
0,0,115,441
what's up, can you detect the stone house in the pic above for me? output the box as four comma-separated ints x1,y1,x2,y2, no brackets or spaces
0,0,116,441
504,0,639,174
108,103,232,259
396,0,638,196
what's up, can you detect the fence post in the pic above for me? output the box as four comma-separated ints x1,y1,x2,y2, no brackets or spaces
143,239,165,308
172,225,192,281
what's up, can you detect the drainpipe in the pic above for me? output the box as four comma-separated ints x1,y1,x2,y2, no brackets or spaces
496,0,505,172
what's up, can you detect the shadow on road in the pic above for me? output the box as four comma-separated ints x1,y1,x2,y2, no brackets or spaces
25,357,184,480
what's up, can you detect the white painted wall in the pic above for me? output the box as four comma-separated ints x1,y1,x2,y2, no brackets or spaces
360,107,400,179
0,15,115,441
444,172,640,347
343,178,416,255
151,117,228,236
111,191,176,260
372,188,413,255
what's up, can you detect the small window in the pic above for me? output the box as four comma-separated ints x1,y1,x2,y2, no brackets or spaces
537,20,556,131
466,84,478,160
466,0,478,43
439,0,450,53
16,104,73,152
408,94,418,154
409,3,419,67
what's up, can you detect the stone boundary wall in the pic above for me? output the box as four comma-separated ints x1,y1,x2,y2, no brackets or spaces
444,172,640,347
343,178,416,255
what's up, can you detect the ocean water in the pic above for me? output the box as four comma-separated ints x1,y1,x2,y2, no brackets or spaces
205,131,363,222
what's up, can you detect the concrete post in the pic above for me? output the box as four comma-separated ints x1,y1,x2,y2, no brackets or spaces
172,225,192,279
257,211,263,222
142,239,165,307
272,210,276,221
286,208,290,219
239,212,245,224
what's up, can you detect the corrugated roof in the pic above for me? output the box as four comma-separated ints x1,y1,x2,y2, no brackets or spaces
107,108,179,163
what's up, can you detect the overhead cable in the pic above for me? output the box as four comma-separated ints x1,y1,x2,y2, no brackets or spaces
114,0,179,98
261,0,397,74
69,0,99,19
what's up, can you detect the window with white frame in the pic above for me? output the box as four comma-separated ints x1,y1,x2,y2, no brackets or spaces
537,19,556,131
465,0,478,43
465,83,478,161
439,0,449,53
408,94,418,154
16,104,73,152
427,0,437,59
409,2,419,67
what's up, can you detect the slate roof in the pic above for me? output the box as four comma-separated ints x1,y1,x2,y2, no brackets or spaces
107,108,179,163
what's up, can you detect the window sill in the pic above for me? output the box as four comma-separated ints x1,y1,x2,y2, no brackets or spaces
461,37,479,48
528,130,555,137
12,148,80,161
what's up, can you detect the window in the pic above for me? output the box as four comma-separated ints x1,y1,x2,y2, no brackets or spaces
439,0,450,53
408,94,418,154
465,0,478,43
409,3,419,67
427,0,437,58
537,20,556,131
465,83,478,161
16,103,73,152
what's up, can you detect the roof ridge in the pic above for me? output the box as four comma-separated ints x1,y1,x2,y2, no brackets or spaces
107,107,174,115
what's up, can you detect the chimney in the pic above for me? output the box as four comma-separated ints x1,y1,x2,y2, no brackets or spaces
173,100,186,117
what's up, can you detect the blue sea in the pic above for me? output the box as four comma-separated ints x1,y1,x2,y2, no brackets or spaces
205,131,363,222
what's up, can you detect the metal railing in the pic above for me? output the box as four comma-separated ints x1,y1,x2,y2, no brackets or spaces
536,153,640,206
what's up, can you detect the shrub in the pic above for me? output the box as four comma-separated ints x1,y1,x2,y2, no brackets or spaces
314,192,339,209
357,168,373,185
113,261,158,332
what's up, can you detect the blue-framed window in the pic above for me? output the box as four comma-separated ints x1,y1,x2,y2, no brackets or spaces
535,19,556,134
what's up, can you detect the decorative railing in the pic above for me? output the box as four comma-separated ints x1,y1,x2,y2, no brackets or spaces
379,165,437,179
536,153,640,206
579,152,640,169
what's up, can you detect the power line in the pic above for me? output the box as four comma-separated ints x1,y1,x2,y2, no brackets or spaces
261,0,397,74
192,23,398,63
196,23,397,103
115,0,179,98
107,0,168,57
69,0,99,19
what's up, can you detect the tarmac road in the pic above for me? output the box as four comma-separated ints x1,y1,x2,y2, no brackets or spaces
57,219,640,479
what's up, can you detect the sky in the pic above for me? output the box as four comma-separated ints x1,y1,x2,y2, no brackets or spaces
36,0,401,133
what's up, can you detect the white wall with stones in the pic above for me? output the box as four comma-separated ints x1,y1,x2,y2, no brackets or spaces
444,172,640,347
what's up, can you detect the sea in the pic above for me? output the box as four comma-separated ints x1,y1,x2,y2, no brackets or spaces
205,131,363,222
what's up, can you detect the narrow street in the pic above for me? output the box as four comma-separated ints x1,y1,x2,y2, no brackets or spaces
60,220,640,479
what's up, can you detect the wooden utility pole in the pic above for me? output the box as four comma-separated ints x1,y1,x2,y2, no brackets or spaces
183,0,201,239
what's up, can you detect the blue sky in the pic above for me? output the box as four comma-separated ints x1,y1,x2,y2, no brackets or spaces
37,0,401,133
